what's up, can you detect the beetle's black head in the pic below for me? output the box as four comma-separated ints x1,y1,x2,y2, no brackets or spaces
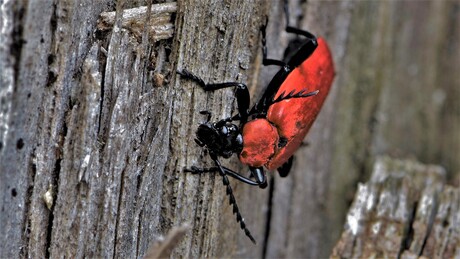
195,121,243,158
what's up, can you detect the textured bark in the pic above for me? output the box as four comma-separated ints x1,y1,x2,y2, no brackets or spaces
0,1,177,258
0,0,459,258
332,156,460,258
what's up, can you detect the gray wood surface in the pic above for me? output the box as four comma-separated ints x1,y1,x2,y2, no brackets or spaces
0,0,459,258
332,156,460,259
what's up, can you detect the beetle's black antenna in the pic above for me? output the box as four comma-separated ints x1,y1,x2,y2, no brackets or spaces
271,89,319,104
213,158,256,244
221,174,256,244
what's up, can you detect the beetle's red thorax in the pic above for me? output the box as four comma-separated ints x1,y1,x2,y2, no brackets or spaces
266,37,335,170
239,119,279,167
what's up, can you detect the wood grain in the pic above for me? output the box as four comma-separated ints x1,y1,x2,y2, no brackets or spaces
0,0,459,258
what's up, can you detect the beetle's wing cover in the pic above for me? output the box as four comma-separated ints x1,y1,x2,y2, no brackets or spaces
266,38,335,170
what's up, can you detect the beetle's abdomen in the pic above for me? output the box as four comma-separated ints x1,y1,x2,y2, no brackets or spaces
239,119,279,167
266,38,335,170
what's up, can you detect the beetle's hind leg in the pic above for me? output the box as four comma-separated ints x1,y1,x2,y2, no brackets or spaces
260,16,286,67
260,1,318,68
282,0,317,41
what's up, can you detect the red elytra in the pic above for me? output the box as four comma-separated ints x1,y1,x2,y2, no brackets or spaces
239,38,335,170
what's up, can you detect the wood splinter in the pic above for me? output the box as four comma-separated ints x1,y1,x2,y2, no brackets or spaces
97,2,177,41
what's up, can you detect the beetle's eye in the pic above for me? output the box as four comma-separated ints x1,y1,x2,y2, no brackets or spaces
221,126,228,135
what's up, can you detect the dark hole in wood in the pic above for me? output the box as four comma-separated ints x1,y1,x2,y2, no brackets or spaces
16,138,24,150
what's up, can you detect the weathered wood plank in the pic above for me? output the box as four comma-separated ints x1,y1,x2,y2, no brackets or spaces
331,156,459,258
1,1,175,258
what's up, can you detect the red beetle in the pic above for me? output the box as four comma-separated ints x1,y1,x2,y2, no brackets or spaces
178,19,335,244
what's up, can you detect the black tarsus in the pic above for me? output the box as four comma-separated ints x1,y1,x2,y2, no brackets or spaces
177,69,206,88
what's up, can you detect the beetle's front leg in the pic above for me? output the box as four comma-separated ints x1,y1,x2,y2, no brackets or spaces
249,167,267,189
177,69,250,122
184,166,218,174
184,165,266,187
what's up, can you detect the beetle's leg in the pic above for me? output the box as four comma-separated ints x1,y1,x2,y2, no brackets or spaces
283,0,316,41
177,69,250,122
184,166,260,186
277,156,294,177
261,1,319,68
249,167,267,189
184,166,216,174
261,17,286,67
285,26,317,42
281,0,318,68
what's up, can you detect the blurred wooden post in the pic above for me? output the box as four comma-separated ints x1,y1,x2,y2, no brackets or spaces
332,156,460,258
